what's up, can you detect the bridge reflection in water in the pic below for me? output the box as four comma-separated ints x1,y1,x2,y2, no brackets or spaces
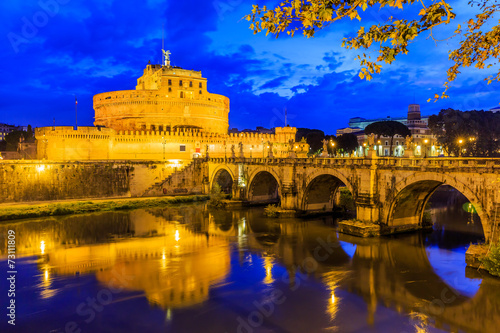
0,203,498,333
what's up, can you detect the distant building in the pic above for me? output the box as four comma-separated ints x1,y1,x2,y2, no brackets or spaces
489,106,500,113
336,104,439,157
0,123,26,141
228,126,274,135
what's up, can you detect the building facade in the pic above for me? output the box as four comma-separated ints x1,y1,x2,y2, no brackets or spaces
0,123,26,141
337,104,439,157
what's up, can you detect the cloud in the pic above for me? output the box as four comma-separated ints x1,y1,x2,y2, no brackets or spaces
0,0,498,135
259,76,288,90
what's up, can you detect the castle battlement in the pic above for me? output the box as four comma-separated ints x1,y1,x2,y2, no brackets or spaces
36,126,293,143
35,125,301,161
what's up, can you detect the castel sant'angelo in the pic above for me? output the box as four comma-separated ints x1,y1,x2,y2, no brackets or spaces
36,50,306,162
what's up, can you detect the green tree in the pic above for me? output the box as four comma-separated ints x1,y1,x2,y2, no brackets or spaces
428,109,500,156
296,128,325,154
336,133,359,156
245,0,500,100
3,127,35,151
364,120,411,156
326,134,337,154
480,241,500,277
208,183,227,209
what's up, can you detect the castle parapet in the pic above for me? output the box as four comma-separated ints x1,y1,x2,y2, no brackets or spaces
35,125,301,161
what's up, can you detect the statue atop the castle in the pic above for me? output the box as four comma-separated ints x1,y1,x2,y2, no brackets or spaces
162,49,171,67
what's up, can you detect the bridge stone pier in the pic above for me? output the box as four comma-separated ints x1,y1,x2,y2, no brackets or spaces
204,156,500,242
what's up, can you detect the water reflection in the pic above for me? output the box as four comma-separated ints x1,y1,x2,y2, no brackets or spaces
0,200,499,333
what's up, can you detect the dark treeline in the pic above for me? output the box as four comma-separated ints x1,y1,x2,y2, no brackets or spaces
295,128,358,156
428,109,500,157
0,125,34,151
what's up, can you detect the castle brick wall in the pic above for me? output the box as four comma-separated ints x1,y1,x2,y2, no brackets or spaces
35,127,303,161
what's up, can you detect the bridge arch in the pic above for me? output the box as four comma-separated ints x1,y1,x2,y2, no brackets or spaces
246,167,281,204
210,165,235,195
300,169,355,212
385,172,489,240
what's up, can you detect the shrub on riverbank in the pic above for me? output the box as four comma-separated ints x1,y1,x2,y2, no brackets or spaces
480,241,500,277
338,187,355,212
0,195,210,222
208,184,227,209
264,204,280,217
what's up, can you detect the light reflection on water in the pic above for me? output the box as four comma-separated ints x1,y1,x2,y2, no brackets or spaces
0,193,498,333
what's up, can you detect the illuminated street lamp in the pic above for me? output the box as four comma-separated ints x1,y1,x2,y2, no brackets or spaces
458,139,463,157
423,139,429,158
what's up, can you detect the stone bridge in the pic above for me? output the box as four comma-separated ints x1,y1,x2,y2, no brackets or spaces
203,156,500,242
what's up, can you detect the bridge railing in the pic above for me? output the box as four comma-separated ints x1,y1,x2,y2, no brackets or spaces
207,157,500,169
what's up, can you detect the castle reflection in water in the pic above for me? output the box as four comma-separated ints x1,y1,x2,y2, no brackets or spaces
0,203,498,332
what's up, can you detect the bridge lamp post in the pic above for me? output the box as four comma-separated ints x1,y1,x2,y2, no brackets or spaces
469,137,476,155
162,137,166,161
423,139,428,158
458,139,463,157
42,134,48,160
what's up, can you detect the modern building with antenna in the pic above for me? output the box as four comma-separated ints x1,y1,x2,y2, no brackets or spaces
35,50,305,161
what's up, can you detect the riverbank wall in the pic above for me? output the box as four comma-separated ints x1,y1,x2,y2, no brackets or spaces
0,160,200,203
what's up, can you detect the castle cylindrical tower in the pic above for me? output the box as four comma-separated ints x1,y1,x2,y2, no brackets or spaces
94,63,229,134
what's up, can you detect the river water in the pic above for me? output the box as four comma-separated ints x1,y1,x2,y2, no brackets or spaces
1,187,499,333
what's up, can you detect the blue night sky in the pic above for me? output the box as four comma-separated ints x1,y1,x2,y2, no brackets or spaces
1,0,499,134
